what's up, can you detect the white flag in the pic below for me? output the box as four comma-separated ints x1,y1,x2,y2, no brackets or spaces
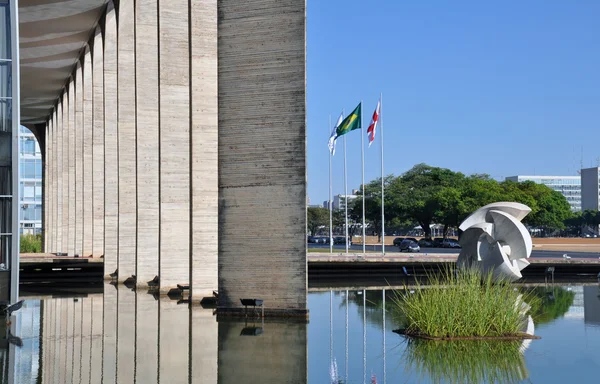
328,112,344,155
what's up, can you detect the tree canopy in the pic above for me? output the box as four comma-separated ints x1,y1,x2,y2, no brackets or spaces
349,163,576,238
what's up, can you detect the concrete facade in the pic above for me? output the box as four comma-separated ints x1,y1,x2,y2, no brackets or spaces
26,0,307,315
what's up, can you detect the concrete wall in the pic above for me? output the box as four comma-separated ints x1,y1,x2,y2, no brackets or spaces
67,79,76,256
74,63,84,256
83,48,94,256
92,27,105,258
217,0,307,313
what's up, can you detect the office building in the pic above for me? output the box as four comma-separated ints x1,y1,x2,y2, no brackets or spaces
505,175,581,211
581,167,600,211
19,126,42,235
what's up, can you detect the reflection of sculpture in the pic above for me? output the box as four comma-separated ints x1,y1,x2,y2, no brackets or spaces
457,202,533,282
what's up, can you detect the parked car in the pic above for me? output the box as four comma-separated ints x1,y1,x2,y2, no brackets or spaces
432,238,444,247
307,236,316,243
393,237,405,246
404,237,419,243
418,238,433,247
313,236,329,244
333,236,346,244
441,239,461,248
399,239,420,252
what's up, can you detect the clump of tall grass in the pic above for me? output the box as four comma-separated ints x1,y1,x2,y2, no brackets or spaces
391,268,537,338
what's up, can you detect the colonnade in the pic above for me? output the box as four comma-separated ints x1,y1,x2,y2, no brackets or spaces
37,0,307,313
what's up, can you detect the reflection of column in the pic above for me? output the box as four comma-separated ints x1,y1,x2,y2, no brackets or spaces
217,321,307,383
65,298,74,381
117,0,137,281
190,0,218,300
190,307,217,383
72,298,82,382
90,296,103,384
92,27,105,258
103,3,119,278
102,285,117,384
67,79,76,256
58,298,68,383
52,299,60,382
159,298,189,383
135,291,158,383
83,47,94,257
74,62,84,256
81,298,93,382
135,0,160,287
117,286,135,383
383,289,386,384
158,0,190,292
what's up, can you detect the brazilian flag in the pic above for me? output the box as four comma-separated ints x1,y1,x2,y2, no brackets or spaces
335,103,361,137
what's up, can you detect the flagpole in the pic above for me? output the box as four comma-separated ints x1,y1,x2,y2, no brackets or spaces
329,115,333,254
343,134,349,254
380,93,385,255
361,101,366,254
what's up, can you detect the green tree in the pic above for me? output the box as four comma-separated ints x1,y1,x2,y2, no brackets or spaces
511,181,572,231
307,207,329,236
350,175,396,241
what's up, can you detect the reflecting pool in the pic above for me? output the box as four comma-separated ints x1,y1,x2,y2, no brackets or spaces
4,284,600,383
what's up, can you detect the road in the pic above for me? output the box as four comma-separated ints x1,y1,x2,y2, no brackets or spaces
307,243,600,259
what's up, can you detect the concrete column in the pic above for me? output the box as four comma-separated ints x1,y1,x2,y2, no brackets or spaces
190,0,218,300
48,115,54,253
159,298,189,383
190,308,217,383
92,28,105,258
217,0,307,314
117,0,137,281
44,121,49,252
83,48,94,256
75,62,84,256
44,120,52,252
135,0,159,286
158,0,190,292
61,92,69,253
102,284,118,384
56,101,63,253
67,79,76,256
52,109,58,253
116,286,135,384
104,3,119,278
135,291,158,383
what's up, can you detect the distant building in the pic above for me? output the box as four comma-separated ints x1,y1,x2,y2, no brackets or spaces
333,194,358,210
581,167,600,211
505,175,581,211
19,126,43,235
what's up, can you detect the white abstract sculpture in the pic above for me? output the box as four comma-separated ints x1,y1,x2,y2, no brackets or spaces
457,202,533,282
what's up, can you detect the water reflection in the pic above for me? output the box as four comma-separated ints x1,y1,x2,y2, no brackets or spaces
403,339,528,384
9,284,306,383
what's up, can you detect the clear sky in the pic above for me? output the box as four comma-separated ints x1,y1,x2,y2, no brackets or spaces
306,0,600,205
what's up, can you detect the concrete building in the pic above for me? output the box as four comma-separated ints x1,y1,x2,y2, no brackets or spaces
581,167,600,211
4,0,307,315
18,126,42,235
505,175,581,211
333,193,358,210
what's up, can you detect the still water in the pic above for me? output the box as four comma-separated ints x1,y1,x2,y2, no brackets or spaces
4,284,600,383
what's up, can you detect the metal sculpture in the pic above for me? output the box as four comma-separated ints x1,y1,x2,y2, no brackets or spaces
457,202,532,281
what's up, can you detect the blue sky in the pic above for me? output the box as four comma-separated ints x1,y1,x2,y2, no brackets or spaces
306,0,600,205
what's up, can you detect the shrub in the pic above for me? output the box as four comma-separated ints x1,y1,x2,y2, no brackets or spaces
20,233,42,253
391,268,537,338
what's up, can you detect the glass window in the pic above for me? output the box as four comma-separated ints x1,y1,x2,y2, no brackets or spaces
23,185,34,199
0,1,11,60
0,61,11,98
35,160,41,178
22,159,35,178
0,98,10,133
